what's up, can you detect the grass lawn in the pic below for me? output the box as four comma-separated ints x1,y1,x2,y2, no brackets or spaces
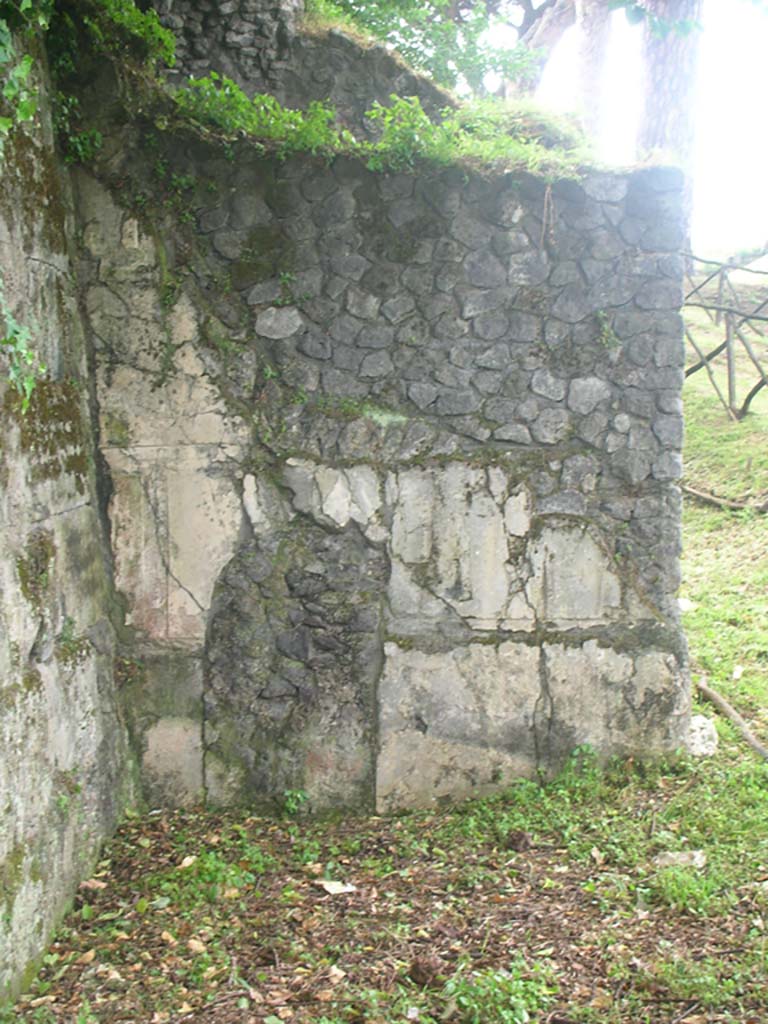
5,315,768,1024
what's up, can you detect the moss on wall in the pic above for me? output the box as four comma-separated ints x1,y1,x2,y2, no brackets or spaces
7,378,89,493
16,530,55,612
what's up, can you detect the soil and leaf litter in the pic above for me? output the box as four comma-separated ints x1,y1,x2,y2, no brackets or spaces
7,741,768,1024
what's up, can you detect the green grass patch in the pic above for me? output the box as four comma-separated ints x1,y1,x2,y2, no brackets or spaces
681,342,768,727
683,389,768,501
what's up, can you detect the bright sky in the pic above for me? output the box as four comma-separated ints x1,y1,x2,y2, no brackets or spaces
535,0,768,258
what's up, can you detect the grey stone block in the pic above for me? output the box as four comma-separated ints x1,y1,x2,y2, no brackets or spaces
568,377,611,415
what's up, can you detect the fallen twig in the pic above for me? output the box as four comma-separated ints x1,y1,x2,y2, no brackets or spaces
681,484,768,514
697,679,768,761
671,1001,701,1024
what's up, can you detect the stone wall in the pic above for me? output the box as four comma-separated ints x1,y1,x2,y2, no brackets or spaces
77,122,690,814
151,0,455,133
0,72,133,1001
0,5,691,1003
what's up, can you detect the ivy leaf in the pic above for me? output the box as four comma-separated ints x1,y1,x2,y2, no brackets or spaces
16,95,37,121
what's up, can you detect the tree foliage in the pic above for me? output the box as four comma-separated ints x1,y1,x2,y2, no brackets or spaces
306,0,539,93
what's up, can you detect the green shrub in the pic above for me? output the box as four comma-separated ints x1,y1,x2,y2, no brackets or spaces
174,72,340,156
81,0,175,67
173,74,586,178
364,94,454,170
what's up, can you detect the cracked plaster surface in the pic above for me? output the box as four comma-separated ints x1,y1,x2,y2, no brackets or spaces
278,460,650,638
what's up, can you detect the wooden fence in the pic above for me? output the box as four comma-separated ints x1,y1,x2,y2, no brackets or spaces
684,254,768,420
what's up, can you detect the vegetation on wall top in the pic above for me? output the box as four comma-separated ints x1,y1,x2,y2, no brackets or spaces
0,0,174,158
172,72,589,177
3,0,589,179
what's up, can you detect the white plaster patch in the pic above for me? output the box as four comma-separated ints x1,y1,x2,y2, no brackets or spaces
166,449,243,642
282,461,382,531
387,465,534,632
376,641,541,811
106,447,243,643
525,525,622,626
504,490,531,537
143,718,203,806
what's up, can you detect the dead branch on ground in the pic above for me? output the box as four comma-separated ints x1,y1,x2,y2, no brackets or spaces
697,679,768,761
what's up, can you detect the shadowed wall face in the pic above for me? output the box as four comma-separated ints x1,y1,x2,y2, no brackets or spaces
0,83,133,1005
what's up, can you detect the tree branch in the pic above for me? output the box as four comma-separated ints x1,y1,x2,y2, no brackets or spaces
686,252,768,277
519,0,575,50
681,484,768,514
518,0,553,37
697,679,768,761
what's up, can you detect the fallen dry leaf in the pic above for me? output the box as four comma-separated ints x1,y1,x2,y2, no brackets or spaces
328,964,347,984
314,879,357,895
267,989,292,1004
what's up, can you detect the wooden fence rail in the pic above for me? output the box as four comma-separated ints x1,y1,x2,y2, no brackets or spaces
684,254,768,420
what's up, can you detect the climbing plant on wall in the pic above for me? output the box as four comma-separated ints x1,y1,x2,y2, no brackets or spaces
0,278,46,411
0,0,174,405
0,0,52,160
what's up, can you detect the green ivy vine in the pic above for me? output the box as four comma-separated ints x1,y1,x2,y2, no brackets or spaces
0,0,52,159
0,279,46,412
0,0,174,406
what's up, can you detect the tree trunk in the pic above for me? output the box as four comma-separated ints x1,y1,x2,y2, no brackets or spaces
574,0,612,139
511,0,576,95
638,0,703,235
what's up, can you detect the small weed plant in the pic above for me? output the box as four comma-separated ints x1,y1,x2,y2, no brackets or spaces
53,92,102,163
282,787,309,816
74,0,175,67
444,961,557,1023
